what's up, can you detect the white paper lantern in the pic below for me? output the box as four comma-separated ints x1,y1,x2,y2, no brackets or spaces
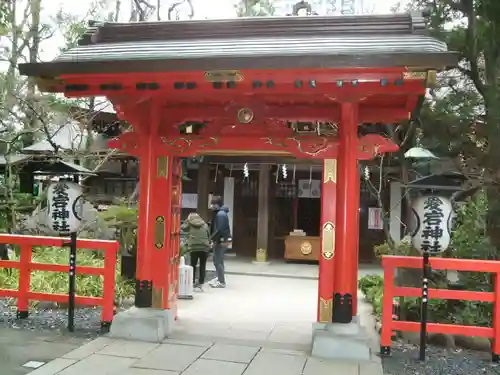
47,181,84,234
411,195,453,255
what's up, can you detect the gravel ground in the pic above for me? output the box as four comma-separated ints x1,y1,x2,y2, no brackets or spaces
383,339,500,375
0,298,113,338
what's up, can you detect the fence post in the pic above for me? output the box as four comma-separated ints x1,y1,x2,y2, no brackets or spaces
493,272,500,362
17,245,32,319
380,258,395,356
101,244,117,332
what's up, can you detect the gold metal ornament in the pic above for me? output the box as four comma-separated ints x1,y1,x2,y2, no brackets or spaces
300,241,313,255
323,159,337,183
319,298,333,323
154,216,165,249
321,221,335,260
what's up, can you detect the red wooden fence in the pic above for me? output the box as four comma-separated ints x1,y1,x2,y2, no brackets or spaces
0,234,119,330
380,255,500,362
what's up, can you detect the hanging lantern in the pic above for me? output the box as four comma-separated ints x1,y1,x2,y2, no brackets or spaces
47,181,84,234
411,196,453,255
243,163,249,178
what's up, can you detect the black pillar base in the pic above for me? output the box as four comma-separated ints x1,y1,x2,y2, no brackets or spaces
380,346,391,357
332,293,353,323
100,321,112,334
17,310,29,319
493,353,500,363
135,279,153,308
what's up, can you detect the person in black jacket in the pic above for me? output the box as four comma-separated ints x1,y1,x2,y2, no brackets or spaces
208,195,232,288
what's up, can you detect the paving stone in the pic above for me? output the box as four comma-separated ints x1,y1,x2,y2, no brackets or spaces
359,361,383,375
99,339,159,358
182,358,247,375
267,326,311,346
163,338,214,348
242,351,306,375
260,347,308,357
226,328,271,342
22,360,46,369
56,354,137,375
302,357,359,375
63,337,115,360
28,359,77,375
121,368,180,375
133,343,207,372
202,344,260,364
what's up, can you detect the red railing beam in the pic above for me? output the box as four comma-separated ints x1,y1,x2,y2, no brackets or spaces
392,321,494,338
29,263,105,276
0,234,116,252
28,292,104,306
393,286,495,303
0,260,20,269
0,289,19,298
382,255,500,273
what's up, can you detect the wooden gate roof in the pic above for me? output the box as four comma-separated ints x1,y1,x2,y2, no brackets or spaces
19,12,457,79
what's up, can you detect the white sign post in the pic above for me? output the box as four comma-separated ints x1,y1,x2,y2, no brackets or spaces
410,195,453,361
46,181,84,332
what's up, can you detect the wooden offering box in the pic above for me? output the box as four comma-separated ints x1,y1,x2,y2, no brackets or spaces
284,235,320,261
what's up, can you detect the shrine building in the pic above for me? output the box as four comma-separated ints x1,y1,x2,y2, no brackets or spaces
18,12,457,360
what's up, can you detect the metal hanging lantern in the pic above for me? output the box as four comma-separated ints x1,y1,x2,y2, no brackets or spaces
291,1,313,16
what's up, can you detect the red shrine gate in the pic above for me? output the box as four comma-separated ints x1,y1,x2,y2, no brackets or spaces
19,14,456,325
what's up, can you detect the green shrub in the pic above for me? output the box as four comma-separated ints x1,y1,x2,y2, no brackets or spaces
0,246,135,307
374,236,413,258
359,274,383,297
359,275,384,317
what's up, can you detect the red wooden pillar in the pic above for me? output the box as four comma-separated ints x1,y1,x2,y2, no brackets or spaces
333,102,360,323
352,168,361,316
317,159,337,323
135,99,175,310
169,159,183,316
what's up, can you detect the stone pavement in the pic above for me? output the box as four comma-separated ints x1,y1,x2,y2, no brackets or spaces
0,327,92,375
22,274,383,374
205,256,383,280
27,336,382,375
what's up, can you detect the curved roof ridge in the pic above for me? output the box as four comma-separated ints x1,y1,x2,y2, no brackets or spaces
77,12,426,46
